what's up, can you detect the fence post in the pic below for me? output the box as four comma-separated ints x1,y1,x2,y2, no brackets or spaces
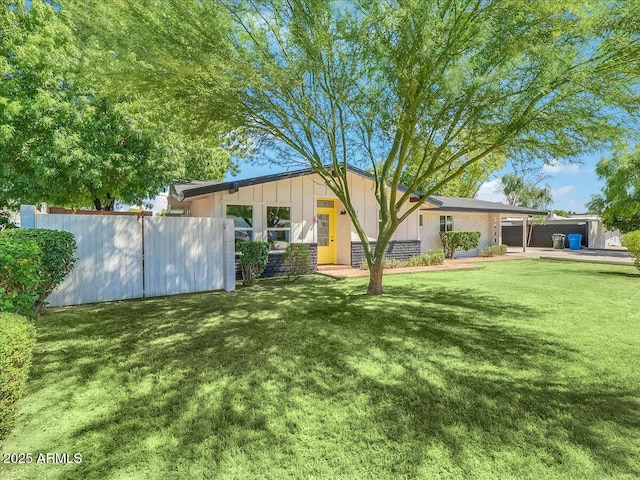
20,205,37,228
223,219,236,292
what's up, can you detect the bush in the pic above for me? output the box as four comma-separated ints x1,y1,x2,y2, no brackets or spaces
479,244,508,257
1,229,77,315
360,249,445,270
440,231,481,259
0,312,36,443
0,236,41,318
622,230,640,272
282,244,310,280
239,241,269,286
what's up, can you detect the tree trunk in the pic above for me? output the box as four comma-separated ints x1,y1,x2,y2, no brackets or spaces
367,259,384,295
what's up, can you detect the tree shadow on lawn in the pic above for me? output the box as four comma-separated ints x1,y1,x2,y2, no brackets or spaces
19,276,639,479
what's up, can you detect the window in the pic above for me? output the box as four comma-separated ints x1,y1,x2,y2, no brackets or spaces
267,206,291,250
419,214,424,227
440,215,453,232
226,205,253,251
317,199,335,208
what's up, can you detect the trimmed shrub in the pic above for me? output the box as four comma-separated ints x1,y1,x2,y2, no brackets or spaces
0,312,36,443
622,230,640,272
0,236,41,318
1,229,77,314
282,243,310,280
360,249,445,270
479,244,508,257
239,241,269,286
440,231,481,259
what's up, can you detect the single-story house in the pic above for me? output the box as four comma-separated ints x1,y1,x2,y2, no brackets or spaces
167,165,546,274
420,196,548,256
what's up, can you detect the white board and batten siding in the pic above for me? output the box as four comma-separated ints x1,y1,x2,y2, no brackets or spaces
22,205,235,307
143,217,225,297
195,171,420,243
34,214,144,307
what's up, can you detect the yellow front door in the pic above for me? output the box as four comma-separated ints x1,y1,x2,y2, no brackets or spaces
317,199,337,264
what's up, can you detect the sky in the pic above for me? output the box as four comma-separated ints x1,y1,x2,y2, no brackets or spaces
475,153,603,213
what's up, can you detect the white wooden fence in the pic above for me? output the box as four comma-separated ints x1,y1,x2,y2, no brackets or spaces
20,206,235,307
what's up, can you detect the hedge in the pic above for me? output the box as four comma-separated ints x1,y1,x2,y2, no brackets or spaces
479,244,508,257
0,312,37,443
283,243,311,280
0,236,41,318
622,230,640,272
239,241,269,285
439,231,481,259
360,249,445,269
0,229,77,316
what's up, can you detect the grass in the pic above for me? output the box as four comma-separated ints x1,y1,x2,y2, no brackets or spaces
2,259,639,480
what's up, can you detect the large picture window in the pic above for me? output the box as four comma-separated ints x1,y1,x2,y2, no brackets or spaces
267,206,291,250
440,215,453,232
226,205,253,251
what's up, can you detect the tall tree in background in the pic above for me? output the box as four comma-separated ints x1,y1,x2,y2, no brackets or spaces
68,0,640,294
587,145,640,233
0,1,242,210
499,172,553,245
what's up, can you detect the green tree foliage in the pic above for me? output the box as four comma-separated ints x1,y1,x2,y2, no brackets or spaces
621,230,640,272
403,152,506,198
0,1,241,210
0,212,17,230
587,146,640,233
66,0,640,294
500,173,553,210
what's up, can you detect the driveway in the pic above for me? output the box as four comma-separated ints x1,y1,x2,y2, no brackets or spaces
503,246,633,265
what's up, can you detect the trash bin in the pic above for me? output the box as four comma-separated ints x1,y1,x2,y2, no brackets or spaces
552,234,566,249
567,233,582,250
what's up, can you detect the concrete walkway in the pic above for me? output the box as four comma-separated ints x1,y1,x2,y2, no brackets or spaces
316,246,633,280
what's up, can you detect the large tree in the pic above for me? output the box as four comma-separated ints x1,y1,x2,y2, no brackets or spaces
68,0,640,294
587,145,640,233
0,1,240,210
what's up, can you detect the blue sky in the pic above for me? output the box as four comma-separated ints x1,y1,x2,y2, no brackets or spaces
226,153,605,214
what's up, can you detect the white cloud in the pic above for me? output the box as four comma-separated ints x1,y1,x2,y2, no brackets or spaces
543,160,581,174
476,179,507,203
552,185,575,198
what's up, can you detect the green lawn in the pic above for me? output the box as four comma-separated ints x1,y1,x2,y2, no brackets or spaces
2,260,639,479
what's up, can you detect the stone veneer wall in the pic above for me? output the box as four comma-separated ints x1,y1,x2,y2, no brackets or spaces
235,243,318,279
350,240,421,267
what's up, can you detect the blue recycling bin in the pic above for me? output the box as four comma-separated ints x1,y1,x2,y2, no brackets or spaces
567,234,582,250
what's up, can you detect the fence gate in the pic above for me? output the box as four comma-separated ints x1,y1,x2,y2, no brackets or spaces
143,217,225,297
